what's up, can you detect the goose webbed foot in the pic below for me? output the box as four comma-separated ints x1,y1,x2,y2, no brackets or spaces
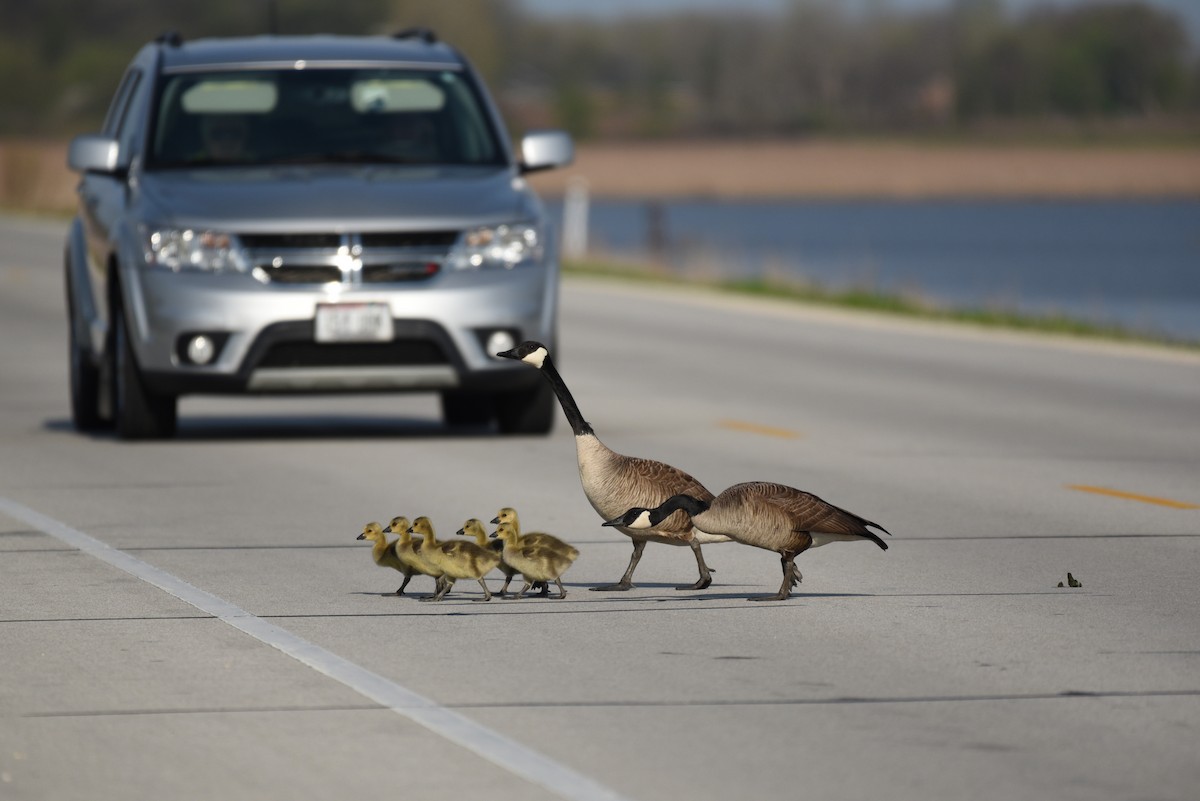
590,580,634,592
748,554,800,601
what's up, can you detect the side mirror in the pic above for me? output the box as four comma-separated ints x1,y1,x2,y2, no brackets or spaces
67,135,121,174
519,130,573,175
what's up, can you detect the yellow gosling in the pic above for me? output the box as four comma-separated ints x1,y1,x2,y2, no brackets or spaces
490,507,580,558
356,521,417,595
382,515,446,598
491,521,578,599
409,517,500,602
458,518,518,596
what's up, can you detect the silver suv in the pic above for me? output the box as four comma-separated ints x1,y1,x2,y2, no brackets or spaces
65,30,572,439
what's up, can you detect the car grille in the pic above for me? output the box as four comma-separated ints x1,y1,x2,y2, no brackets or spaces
258,339,450,368
240,231,458,286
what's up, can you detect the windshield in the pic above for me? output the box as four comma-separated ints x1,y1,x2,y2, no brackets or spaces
148,67,506,169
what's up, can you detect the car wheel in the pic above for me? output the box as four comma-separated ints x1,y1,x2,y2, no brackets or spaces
112,299,177,440
67,278,107,432
494,379,555,436
440,390,494,428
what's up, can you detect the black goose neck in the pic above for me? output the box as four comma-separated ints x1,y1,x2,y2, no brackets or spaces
541,355,594,437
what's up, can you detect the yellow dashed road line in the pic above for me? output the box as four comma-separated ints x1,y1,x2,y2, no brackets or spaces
717,419,802,439
1066,484,1199,510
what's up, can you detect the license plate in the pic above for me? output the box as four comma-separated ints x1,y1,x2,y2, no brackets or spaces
314,303,393,343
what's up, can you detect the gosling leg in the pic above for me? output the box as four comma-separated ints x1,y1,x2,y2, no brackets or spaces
498,573,514,597
394,573,413,596
553,577,567,600
512,581,533,599
421,577,453,602
590,539,646,591
472,578,492,602
676,540,714,591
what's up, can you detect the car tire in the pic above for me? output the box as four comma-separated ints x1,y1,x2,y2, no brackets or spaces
494,379,555,436
112,299,177,440
67,277,108,432
440,390,494,428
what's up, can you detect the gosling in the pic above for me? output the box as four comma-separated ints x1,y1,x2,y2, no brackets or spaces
382,515,446,598
409,517,500,602
356,521,417,596
458,518,519,596
491,521,578,599
489,507,579,596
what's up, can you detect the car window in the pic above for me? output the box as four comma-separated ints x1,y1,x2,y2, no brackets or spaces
102,68,142,138
147,67,505,169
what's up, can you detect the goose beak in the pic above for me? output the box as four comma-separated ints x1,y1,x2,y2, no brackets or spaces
601,517,622,527
495,347,518,360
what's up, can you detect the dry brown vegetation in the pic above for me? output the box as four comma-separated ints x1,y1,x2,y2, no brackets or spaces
3,138,1199,216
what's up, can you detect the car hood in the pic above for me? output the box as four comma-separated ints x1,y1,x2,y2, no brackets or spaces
136,165,536,231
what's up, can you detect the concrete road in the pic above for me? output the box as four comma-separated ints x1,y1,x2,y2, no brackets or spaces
1,213,1198,801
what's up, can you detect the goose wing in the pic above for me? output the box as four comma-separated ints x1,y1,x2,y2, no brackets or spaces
743,482,890,538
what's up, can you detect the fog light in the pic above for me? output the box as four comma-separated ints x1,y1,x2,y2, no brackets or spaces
486,330,516,358
186,334,216,365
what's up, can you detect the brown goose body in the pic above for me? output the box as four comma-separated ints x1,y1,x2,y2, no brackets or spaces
497,341,726,591
606,483,890,601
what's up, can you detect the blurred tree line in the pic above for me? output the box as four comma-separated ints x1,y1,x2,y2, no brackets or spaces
0,0,1196,140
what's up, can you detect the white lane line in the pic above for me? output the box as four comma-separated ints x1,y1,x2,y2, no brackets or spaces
0,496,633,801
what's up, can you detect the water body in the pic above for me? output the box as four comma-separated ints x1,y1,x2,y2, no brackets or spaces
546,198,1200,343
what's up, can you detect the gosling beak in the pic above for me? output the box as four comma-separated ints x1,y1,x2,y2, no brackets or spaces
356,533,366,540
489,516,500,524
488,530,498,539
456,528,465,536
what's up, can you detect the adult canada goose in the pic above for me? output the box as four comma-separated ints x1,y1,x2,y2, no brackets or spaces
491,521,578,599
409,517,501,602
458,518,519,596
356,521,415,595
382,515,445,597
604,482,890,601
496,341,726,591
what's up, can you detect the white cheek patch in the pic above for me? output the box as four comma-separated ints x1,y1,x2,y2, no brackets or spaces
523,347,549,368
632,510,653,529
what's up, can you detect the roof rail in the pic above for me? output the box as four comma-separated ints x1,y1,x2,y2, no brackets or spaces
156,30,183,47
393,27,437,44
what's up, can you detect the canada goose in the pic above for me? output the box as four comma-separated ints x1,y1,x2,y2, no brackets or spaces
382,515,446,597
356,521,415,595
604,482,890,601
409,517,501,602
458,517,519,596
491,521,578,599
496,341,726,591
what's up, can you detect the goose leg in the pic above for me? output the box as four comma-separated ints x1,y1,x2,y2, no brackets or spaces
553,577,567,600
677,540,714,591
472,578,492,602
590,539,646,591
750,554,800,601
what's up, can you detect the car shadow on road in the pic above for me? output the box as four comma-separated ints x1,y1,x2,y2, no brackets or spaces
43,415,510,442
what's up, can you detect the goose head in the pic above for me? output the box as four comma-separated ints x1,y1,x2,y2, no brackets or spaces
383,516,411,535
495,340,548,368
491,507,518,526
458,519,487,539
490,521,520,543
358,521,385,542
603,494,710,530
409,516,435,539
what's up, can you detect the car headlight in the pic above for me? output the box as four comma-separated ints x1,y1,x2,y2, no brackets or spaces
141,225,249,274
447,223,542,271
